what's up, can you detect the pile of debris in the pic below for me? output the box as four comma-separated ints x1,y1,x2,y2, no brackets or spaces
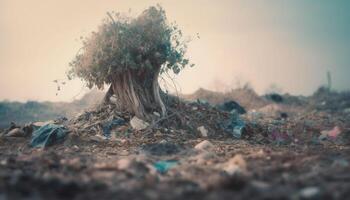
68,98,249,142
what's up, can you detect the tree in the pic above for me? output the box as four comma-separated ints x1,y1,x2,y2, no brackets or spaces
68,6,192,120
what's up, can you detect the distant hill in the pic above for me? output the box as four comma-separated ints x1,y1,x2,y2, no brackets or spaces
0,89,104,128
1,86,348,129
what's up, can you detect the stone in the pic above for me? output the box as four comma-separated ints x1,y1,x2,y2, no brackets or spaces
193,151,217,164
197,126,208,137
117,158,136,170
130,116,149,131
222,154,247,175
194,140,214,151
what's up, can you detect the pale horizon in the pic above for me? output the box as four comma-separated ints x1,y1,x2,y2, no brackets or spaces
1,0,350,102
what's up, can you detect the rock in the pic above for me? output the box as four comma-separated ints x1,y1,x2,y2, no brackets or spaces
197,126,208,137
193,151,217,164
194,140,214,151
222,154,247,175
299,187,320,199
6,128,25,137
117,158,136,170
130,116,149,131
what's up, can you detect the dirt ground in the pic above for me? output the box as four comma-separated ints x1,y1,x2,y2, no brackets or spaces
0,93,350,200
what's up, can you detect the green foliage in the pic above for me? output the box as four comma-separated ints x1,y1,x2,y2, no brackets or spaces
68,5,192,89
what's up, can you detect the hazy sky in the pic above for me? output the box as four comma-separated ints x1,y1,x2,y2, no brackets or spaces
1,0,350,102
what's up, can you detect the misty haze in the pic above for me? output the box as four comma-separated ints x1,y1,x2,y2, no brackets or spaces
0,1,349,200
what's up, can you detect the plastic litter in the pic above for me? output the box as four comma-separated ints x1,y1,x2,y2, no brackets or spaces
267,93,284,103
222,112,245,138
196,99,210,106
319,126,341,140
269,130,289,144
31,124,68,148
217,101,246,114
153,160,178,173
102,118,125,137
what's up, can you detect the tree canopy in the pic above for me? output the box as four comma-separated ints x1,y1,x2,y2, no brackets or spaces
68,5,192,89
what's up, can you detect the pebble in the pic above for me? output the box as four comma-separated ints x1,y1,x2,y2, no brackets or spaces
130,116,149,131
197,126,208,137
194,140,214,151
222,154,247,175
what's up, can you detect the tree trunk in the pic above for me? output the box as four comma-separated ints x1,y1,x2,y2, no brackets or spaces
105,68,166,120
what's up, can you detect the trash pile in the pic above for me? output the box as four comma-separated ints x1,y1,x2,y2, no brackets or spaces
66,98,250,143
0,89,350,200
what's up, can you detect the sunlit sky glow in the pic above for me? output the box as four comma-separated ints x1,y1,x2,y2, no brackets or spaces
1,0,350,102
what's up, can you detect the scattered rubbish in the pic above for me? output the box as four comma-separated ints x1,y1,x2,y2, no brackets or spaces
217,100,246,114
23,123,38,136
280,112,288,119
222,154,247,175
33,120,55,127
269,130,289,144
5,128,25,137
331,158,349,168
267,93,284,103
102,117,125,136
319,126,341,140
142,142,182,156
222,112,245,139
90,135,107,142
196,99,210,106
153,160,178,173
31,124,68,148
153,112,160,117
130,116,149,131
194,140,214,151
197,126,208,137
298,187,320,199
250,180,271,191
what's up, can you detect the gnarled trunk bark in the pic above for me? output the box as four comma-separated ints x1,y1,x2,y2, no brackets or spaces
104,67,166,120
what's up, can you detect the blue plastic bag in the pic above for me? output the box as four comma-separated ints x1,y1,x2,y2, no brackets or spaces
31,124,68,148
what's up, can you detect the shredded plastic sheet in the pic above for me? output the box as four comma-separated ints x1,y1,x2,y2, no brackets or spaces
31,124,68,148
102,118,125,137
222,111,245,139
217,101,246,114
153,160,178,173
